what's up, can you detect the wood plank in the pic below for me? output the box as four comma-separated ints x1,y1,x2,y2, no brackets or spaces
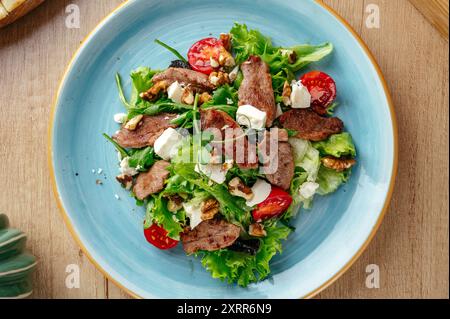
409,0,449,40
318,0,449,299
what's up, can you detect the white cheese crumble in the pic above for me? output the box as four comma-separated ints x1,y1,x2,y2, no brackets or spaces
246,179,272,207
299,182,319,199
119,157,139,176
154,128,183,160
113,113,127,124
290,80,311,109
167,81,184,103
182,201,203,229
236,104,267,129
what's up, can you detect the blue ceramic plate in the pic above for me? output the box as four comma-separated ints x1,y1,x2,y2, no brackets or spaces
50,0,397,298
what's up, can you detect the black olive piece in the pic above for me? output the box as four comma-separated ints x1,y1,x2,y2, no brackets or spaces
169,60,191,69
229,238,261,255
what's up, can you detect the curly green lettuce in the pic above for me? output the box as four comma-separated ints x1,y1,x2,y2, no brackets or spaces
199,223,292,287
312,132,356,158
230,23,333,94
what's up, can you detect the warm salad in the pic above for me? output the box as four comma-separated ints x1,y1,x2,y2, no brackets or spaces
104,23,357,287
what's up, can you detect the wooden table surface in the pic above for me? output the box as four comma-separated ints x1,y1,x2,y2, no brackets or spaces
0,0,448,299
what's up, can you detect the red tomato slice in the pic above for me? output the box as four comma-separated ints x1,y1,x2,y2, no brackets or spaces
144,224,179,250
300,71,337,115
252,187,293,222
188,37,224,75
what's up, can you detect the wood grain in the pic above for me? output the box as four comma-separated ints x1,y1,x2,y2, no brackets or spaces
409,0,449,40
0,0,45,28
0,0,447,299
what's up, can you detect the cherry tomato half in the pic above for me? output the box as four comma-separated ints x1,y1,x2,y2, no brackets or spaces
144,223,179,250
188,37,224,75
252,187,293,222
300,71,337,115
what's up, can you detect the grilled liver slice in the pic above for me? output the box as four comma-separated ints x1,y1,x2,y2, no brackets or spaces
152,67,216,92
112,113,177,149
200,109,258,169
181,219,241,254
279,109,343,141
133,160,170,200
238,56,277,127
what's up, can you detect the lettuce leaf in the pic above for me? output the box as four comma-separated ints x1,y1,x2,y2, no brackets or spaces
129,67,162,107
316,166,350,195
144,195,184,240
312,133,356,158
230,23,333,95
199,222,292,287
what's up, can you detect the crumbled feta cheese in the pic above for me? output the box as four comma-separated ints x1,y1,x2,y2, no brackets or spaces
290,80,311,109
183,201,203,229
119,157,139,176
114,194,120,200
97,168,103,174
195,163,228,184
226,98,234,105
246,179,272,207
167,81,184,103
236,104,267,129
113,113,127,124
299,182,319,199
91,169,96,174
154,128,183,160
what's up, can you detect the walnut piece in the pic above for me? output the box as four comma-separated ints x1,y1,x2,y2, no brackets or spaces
282,81,292,106
167,195,184,212
249,223,267,237
124,115,143,131
200,198,220,221
199,92,212,105
140,80,169,101
209,71,230,87
228,177,254,200
181,88,195,105
321,156,356,172
219,33,232,51
116,174,133,190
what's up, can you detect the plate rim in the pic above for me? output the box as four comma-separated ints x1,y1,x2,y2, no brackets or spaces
47,0,398,299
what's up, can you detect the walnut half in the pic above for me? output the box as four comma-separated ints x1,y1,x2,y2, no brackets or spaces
249,223,267,237
282,81,292,106
228,177,254,200
116,174,133,190
201,198,220,221
140,80,169,101
321,156,356,172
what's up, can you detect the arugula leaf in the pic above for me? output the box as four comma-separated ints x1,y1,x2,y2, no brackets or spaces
128,98,193,118
128,147,155,171
312,132,356,158
154,39,187,63
199,222,292,287
226,166,263,186
102,133,129,158
115,73,131,109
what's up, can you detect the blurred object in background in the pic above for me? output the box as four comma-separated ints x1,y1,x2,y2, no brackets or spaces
0,213,37,299
0,0,45,28
409,0,449,40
